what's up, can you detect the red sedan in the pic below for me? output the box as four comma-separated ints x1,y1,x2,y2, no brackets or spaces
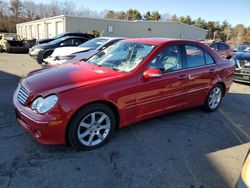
13,38,235,150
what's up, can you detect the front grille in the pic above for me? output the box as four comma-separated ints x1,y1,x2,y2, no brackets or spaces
17,85,30,105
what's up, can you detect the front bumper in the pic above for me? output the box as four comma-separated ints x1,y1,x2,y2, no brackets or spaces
43,57,68,65
234,69,250,83
13,90,67,145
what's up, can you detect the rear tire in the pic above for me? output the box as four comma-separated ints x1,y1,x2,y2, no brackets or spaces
203,84,224,112
67,103,116,151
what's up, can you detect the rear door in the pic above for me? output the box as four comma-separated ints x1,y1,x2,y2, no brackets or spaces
135,45,188,120
181,44,217,106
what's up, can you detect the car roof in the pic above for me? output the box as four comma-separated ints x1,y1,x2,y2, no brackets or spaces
59,36,89,40
123,38,193,45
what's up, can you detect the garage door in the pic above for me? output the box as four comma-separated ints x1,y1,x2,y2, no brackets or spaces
56,21,63,35
37,24,42,39
46,23,53,38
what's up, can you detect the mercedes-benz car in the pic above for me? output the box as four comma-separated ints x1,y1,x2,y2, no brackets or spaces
13,38,235,151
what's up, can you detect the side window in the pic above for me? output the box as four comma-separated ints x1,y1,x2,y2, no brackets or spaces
184,45,205,68
210,43,218,51
218,43,228,50
205,51,215,65
72,38,84,46
150,45,182,72
60,39,73,46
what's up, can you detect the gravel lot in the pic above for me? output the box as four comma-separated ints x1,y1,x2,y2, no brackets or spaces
0,53,249,188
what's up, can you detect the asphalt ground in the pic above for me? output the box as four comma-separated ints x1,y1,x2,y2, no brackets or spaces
0,53,249,188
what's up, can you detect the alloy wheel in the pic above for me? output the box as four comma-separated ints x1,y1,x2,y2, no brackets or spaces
77,112,111,146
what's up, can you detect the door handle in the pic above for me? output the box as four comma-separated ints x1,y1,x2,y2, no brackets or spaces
177,75,188,80
209,69,216,74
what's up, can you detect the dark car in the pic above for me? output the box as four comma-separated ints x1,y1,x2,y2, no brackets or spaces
29,36,90,64
233,44,250,52
36,32,94,45
231,49,250,83
0,33,29,53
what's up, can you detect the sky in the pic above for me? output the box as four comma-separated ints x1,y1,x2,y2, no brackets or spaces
34,0,250,27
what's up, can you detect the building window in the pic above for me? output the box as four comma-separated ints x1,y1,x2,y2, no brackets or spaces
107,25,113,33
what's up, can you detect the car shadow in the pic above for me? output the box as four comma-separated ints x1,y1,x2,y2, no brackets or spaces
0,69,249,188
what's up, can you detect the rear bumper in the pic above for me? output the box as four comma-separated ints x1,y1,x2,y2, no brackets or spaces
7,46,29,53
13,91,67,145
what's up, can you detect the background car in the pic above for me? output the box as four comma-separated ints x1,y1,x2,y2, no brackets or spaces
43,37,124,66
0,33,29,53
14,38,235,151
29,36,90,64
200,40,233,59
231,48,250,83
233,44,250,52
36,32,94,45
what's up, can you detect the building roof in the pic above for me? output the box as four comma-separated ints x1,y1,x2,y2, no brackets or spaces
16,15,206,32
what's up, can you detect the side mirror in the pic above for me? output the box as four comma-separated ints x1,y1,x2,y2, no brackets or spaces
143,68,162,79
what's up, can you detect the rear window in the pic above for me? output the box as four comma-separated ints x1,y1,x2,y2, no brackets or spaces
218,43,229,50
210,43,218,50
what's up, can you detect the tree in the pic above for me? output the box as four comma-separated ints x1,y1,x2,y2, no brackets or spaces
126,9,142,20
104,10,116,19
144,11,161,20
244,27,250,43
194,17,207,29
234,24,246,43
9,0,22,17
170,14,178,21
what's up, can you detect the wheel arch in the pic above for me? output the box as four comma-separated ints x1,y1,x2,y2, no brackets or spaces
215,81,226,96
65,100,120,145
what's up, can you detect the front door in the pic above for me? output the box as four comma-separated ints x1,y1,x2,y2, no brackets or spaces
135,45,188,120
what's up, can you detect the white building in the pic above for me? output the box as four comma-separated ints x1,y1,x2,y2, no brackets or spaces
16,15,206,40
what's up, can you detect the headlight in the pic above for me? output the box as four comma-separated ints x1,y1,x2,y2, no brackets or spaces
31,95,58,113
57,55,75,60
32,48,43,54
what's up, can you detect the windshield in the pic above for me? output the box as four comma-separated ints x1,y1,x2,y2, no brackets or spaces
48,37,65,45
79,38,108,49
88,41,155,72
53,33,66,40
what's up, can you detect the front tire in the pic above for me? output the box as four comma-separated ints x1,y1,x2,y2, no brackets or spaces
67,103,116,151
203,84,223,112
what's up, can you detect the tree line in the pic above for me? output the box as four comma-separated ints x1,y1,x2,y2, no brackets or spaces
1,0,249,44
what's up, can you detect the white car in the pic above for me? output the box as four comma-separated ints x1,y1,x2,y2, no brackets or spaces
43,37,124,66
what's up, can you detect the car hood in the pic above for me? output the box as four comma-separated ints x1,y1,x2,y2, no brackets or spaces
21,62,126,96
51,47,92,56
31,43,54,49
